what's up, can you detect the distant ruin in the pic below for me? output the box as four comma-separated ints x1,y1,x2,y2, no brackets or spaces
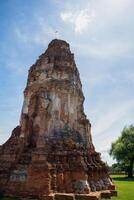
0,39,117,200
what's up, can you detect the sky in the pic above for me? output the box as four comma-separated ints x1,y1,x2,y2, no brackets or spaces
0,0,134,165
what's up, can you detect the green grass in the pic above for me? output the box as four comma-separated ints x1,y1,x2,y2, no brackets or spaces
109,174,134,200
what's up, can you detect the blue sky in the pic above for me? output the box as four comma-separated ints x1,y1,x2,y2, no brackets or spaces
0,0,134,165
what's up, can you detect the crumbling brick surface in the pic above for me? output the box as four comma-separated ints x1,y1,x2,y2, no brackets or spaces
0,39,116,199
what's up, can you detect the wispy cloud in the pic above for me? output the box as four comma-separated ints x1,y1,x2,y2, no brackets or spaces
93,100,134,136
60,0,134,59
14,20,55,46
60,9,92,34
90,98,134,164
124,71,134,83
73,41,133,60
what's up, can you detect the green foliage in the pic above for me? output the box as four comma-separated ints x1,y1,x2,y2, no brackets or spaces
110,125,134,161
110,125,134,178
111,162,134,174
111,163,124,173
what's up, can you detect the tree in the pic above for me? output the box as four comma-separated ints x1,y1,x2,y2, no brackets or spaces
110,162,132,174
110,125,134,178
111,163,124,174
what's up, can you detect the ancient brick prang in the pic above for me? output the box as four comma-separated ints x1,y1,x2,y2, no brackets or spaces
0,39,116,200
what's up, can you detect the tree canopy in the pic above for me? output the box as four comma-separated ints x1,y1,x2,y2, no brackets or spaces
110,125,134,178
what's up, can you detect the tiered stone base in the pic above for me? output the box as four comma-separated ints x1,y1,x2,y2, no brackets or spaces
3,190,117,200
42,191,117,200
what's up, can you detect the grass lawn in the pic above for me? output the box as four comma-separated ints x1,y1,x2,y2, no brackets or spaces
109,174,134,200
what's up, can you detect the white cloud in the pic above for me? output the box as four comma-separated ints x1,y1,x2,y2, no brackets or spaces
60,12,73,22
73,40,133,60
60,0,134,59
61,9,92,34
74,10,91,33
125,71,134,83
93,100,134,136
15,28,29,44
92,100,134,164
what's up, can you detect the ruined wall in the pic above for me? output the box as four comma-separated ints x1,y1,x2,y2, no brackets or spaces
0,39,115,199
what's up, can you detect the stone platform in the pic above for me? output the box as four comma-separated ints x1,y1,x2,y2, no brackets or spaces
42,190,117,200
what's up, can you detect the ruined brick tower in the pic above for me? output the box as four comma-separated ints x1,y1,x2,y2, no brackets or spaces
0,39,116,200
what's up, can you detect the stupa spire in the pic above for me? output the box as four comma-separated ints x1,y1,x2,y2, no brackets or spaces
0,39,117,199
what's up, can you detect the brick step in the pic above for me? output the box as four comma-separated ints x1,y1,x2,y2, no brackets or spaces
55,193,74,200
75,192,101,200
42,193,101,200
42,190,117,200
42,194,54,200
110,190,117,197
108,184,115,190
101,191,111,199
